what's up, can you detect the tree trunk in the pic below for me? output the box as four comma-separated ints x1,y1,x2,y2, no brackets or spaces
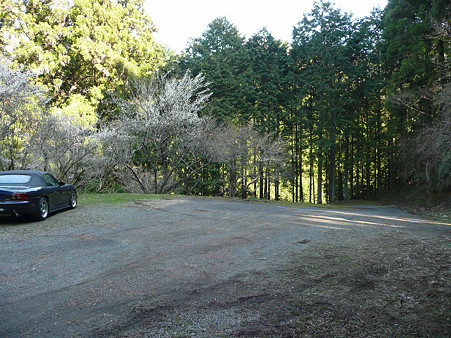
154,169,158,194
298,127,304,202
241,165,247,199
343,138,350,200
329,145,336,202
259,161,264,199
317,151,323,204
309,128,314,203
265,166,270,200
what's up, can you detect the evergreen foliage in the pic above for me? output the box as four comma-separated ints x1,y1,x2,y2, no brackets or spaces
0,0,167,116
179,17,253,122
382,0,450,191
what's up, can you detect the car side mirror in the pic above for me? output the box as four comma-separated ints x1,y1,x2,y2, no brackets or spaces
59,181,65,186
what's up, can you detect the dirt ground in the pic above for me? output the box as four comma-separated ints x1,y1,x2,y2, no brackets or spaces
0,197,449,337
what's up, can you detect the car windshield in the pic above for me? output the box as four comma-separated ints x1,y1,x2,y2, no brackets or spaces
0,174,32,184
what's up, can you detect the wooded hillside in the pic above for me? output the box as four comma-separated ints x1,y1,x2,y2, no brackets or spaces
1,0,449,203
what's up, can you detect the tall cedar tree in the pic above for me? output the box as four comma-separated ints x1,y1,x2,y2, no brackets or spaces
245,29,292,199
179,17,253,122
291,1,356,203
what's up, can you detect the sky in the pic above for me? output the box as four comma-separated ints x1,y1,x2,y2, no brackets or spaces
144,0,388,52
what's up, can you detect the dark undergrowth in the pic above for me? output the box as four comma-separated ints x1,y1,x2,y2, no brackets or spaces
379,186,451,223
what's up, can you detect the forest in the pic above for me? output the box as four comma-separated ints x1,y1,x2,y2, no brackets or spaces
0,0,449,203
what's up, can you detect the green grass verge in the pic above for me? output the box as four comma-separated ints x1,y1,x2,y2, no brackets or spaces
79,193,180,205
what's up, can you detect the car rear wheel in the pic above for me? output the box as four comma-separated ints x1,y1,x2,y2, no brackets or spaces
34,197,49,221
69,192,77,209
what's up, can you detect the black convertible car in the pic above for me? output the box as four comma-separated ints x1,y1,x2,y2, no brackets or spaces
0,170,77,221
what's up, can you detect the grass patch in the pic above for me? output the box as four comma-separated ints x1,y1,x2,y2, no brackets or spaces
79,193,180,205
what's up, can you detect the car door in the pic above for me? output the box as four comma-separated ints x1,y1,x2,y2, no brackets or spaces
43,174,65,209
51,174,73,206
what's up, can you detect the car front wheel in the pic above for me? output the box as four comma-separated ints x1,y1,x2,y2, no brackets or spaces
34,197,49,221
69,192,77,209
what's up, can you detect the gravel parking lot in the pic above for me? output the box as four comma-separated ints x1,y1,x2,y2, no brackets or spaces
1,197,449,337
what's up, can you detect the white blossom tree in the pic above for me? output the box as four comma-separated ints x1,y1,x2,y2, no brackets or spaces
115,71,212,193
0,58,103,185
0,58,43,169
28,112,100,185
